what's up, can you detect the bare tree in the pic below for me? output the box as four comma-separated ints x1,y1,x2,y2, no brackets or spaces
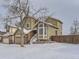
2,0,27,47
4,16,11,32
3,0,47,47
70,19,79,35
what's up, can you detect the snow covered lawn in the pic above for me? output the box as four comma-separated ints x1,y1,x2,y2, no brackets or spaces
0,43,79,59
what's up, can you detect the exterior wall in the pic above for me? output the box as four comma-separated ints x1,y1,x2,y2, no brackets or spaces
48,26,57,39
9,27,17,34
24,18,31,29
23,17,37,29
2,36,14,44
46,17,58,27
46,17,62,37
57,21,62,35
14,30,21,44
11,36,15,44
31,19,37,29
14,29,36,44
3,37,9,44
47,23,62,39
14,35,21,44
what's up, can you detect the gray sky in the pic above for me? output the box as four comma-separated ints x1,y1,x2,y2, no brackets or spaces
0,0,79,34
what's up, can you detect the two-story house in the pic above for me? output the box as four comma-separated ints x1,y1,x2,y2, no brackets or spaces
2,16,63,44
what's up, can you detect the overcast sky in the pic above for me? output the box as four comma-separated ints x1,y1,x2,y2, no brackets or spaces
0,0,79,34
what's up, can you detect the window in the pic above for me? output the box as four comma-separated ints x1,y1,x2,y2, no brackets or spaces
27,24,29,27
39,28,43,35
39,27,47,35
38,23,48,39
27,23,31,29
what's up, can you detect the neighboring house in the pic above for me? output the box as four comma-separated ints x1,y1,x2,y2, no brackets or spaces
0,31,6,42
0,31,6,35
2,16,63,44
2,25,17,44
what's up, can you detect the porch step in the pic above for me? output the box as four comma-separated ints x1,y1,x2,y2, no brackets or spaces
30,34,37,44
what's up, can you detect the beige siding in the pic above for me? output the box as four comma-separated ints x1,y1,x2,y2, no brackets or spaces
48,26,57,38
47,22,62,38
31,19,37,29
3,37,9,44
9,27,17,34
14,29,21,44
46,17,62,37
15,36,21,44
15,30,21,35
46,18,58,27
57,21,62,35
24,17,37,29
24,19,31,29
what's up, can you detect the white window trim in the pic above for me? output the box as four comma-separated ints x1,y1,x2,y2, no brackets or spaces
38,23,48,39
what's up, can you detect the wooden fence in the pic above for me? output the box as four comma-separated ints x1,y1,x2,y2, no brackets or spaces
51,35,79,44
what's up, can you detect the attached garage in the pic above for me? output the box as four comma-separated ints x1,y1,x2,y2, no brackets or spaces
14,28,37,44
3,36,9,44
14,35,21,44
2,33,14,44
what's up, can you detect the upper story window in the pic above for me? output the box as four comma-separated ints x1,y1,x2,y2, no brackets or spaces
27,23,30,29
27,24,29,27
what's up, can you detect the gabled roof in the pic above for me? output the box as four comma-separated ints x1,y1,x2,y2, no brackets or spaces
2,32,13,37
0,31,6,36
46,16,63,24
18,27,33,34
38,20,58,29
7,24,17,28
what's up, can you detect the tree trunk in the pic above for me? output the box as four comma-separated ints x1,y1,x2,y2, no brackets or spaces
20,15,24,47
20,28,24,47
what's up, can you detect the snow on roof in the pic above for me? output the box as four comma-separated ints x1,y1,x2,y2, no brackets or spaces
38,20,58,29
2,28,32,37
18,27,32,34
23,28,32,34
2,32,13,37
45,22,58,28
8,24,17,28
